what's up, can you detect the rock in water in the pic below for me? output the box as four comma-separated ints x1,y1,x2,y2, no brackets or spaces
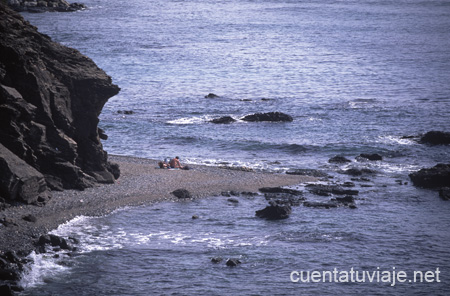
172,189,192,199
409,164,450,188
0,4,120,199
241,112,293,122
419,131,450,145
210,116,236,124
255,202,292,220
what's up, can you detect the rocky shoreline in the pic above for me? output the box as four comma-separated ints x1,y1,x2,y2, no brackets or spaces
0,155,315,294
7,0,86,13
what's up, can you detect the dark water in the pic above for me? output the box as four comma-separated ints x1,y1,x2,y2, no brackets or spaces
20,0,450,294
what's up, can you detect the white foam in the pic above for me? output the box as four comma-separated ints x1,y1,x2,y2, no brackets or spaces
19,251,70,289
166,115,213,125
377,135,416,145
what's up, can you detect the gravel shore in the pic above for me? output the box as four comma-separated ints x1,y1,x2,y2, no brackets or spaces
0,155,315,254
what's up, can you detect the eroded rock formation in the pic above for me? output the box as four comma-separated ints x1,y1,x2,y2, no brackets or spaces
0,4,120,203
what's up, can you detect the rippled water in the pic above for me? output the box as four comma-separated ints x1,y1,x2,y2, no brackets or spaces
20,0,450,294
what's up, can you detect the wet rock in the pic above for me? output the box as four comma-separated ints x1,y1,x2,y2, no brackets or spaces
358,153,383,161
37,234,71,250
192,215,199,219
255,201,292,220
171,189,192,199
303,201,338,209
241,112,293,122
333,195,355,205
328,156,352,164
341,168,376,176
211,257,223,263
259,187,302,196
286,169,329,178
419,131,450,145
409,164,450,188
227,198,239,203
205,93,220,98
226,258,241,267
117,110,134,115
439,188,450,200
98,128,108,140
342,182,355,187
305,184,358,196
8,0,86,13
210,116,236,124
264,193,305,206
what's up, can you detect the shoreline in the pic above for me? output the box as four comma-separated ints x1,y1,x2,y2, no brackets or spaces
0,154,316,254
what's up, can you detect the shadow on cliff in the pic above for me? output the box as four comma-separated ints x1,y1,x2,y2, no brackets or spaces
0,3,120,205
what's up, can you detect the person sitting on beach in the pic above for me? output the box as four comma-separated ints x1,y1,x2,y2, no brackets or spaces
169,156,183,169
158,161,169,169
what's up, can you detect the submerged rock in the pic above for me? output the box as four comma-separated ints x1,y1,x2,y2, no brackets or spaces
259,187,303,196
241,112,293,122
264,192,305,206
286,169,329,178
210,116,236,124
439,188,450,200
409,164,450,189
341,168,376,176
205,93,220,98
305,184,359,196
358,153,383,161
328,156,352,164
226,258,241,267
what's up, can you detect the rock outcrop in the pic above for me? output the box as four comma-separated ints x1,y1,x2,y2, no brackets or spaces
409,164,450,189
241,112,293,122
0,4,120,202
8,0,86,13
210,116,236,124
419,131,450,145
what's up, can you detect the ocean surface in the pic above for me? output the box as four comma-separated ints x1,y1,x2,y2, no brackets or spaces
20,0,450,295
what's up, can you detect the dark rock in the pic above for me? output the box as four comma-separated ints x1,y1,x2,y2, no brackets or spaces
227,198,239,203
37,234,71,250
221,192,231,197
117,110,134,115
255,201,292,220
226,259,241,267
419,131,450,145
22,214,37,223
259,187,302,196
211,257,223,263
0,218,17,227
328,156,352,164
334,195,355,204
0,268,20,281
171,189,192,199
241,191,258,197
286,169,329,178
0,143,48,204
439,188,450,200
358,153,383,161
303,201,338,209
0,5,120,201
341,168,376,176
305,184,359,196
98,127,108,140
0,284,13,296
210,116,236,124
192,215,199,219
8,0,86,13
106,162,121,180
342,182,355,187
241,112,293,122
205,93,220,99
264,193,305,206
409,164,450,188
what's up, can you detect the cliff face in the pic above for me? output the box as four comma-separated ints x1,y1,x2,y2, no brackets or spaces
0,4,120,204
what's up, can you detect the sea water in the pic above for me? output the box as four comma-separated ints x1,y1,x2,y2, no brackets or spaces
20,0,450,295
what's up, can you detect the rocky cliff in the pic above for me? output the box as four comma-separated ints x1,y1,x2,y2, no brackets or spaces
7,0,86,13
0,4,120,204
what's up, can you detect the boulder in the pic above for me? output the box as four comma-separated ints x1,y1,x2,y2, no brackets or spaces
210,116,236,124
409,164,450,188
358,153,382,161
255,201,292,220
241,112,293,122
0,5,120,200
171,189,192,199
328,156,352,164
0,144,48,204
419,131,450,145
341,168,376,176
37,234,71,250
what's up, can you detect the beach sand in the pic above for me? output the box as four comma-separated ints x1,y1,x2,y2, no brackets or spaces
0,155,316,253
